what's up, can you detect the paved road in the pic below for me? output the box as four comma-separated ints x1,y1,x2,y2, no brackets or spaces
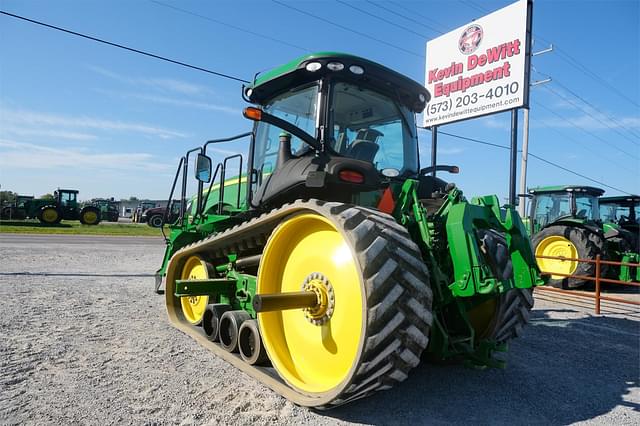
0,233,165,246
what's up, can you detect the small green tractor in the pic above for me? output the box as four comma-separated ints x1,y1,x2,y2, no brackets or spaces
527,186,639,287
600,195,639,252
155,52,542,408
0,189,101,225
90,198,120,222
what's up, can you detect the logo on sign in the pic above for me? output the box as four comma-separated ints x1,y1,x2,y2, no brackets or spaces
458,24,483,54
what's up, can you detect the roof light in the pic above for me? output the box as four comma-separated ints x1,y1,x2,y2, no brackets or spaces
418,93,426,103
349,65,365,75
305,62,322,72
245,88,253,97
327,62,344,71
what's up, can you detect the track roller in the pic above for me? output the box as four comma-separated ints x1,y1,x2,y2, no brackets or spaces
202,303,231,342
219,310,251,353
238,320,269,365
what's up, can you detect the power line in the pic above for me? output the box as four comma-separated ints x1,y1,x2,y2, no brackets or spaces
543,78,640,143
530,116,637,175
364,1,443,36
387,1,448,33
150,0,309,53
436,130,634,194
461,1,489,14
536,36,640,109
0,10,250,84
533,99,639,160
270,0,424,58
335,0,431,40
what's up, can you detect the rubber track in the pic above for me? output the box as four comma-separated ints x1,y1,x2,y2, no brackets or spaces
164,200,433,408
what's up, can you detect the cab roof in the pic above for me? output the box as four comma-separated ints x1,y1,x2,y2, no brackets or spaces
599,195,640,204
529,185,604,196
246,52,430,113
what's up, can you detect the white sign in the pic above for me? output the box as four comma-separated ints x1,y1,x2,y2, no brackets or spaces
423,0,531,127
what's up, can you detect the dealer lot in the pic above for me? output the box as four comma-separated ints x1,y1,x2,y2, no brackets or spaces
1,234,638,425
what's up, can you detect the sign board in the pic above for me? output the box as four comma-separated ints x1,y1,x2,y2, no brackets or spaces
423,0,532,127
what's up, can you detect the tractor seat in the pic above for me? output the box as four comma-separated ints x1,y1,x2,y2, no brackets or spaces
346,140,379,162
417,175,450,216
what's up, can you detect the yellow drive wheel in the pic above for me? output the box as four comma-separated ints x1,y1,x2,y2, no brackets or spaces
40,207,60,224
81,209,99,225
180,256,210,325
535,235,578,279
257,213,363,394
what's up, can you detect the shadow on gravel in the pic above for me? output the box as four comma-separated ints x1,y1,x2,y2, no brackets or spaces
325,309,639,425
0,220,72,228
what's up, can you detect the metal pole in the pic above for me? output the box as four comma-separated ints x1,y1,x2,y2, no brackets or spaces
518,108,530,216
595,254,601,315
431,126,438,177
509,109,518,206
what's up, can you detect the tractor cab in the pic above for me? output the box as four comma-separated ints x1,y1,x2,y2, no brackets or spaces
528,185,604,234
242,52,433,210
55,189,80,218
600,195,639,227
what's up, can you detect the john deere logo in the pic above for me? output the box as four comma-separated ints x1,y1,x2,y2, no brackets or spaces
458,24,483,54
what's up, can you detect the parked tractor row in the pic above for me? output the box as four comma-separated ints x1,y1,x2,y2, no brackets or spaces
525,186,639,287
0,189,101,225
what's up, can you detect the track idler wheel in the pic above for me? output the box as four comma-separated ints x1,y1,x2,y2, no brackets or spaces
219,310,251,353
238,319,268,365
202,303,231,342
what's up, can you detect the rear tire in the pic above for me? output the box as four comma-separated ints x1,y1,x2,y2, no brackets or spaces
148,215,164,228
38,206,62,224
79,207,101,225
532,225,603,288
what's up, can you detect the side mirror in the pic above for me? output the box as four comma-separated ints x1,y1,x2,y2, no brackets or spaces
195,153,212,183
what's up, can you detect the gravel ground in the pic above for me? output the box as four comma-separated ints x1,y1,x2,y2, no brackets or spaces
1,234,638,425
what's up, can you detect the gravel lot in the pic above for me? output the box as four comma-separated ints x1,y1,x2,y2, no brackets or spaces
1,234,638,425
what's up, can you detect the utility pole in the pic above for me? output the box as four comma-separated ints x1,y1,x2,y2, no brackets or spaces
518,43,553,216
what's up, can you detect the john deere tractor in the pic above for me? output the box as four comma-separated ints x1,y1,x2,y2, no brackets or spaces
90,198,120,222
2,189,100,225
155,53,542,408
600,195,639,252
528,186,639,287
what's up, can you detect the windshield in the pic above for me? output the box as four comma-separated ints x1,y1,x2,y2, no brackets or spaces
329,82,418,175
533,193,571,227
575,194,599,220
252,85,318,191
600,202,636,223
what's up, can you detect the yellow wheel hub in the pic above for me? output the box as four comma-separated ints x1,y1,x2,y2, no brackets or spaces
535,235,578,279
83,211,98,224
180,256,210,325
257,213,363,394
42,208,58,223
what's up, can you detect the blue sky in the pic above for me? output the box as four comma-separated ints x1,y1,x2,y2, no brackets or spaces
0,0,638,202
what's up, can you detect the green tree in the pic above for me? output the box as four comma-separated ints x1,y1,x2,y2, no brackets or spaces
0,191,17,205
40,193,55,200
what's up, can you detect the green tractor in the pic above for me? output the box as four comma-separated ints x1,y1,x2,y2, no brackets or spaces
1,194,34,220
155,53,542,408
600,195,639,252
90,198,120,222
527,186,639,287
3,189,101,225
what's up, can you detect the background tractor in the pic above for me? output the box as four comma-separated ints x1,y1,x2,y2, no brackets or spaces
90,198,120,222
1,194,34,220
132,201,157,223
141,200,182,228
0,189,101,225
527,186,638,287
600,195,639,252
155,53,542,409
